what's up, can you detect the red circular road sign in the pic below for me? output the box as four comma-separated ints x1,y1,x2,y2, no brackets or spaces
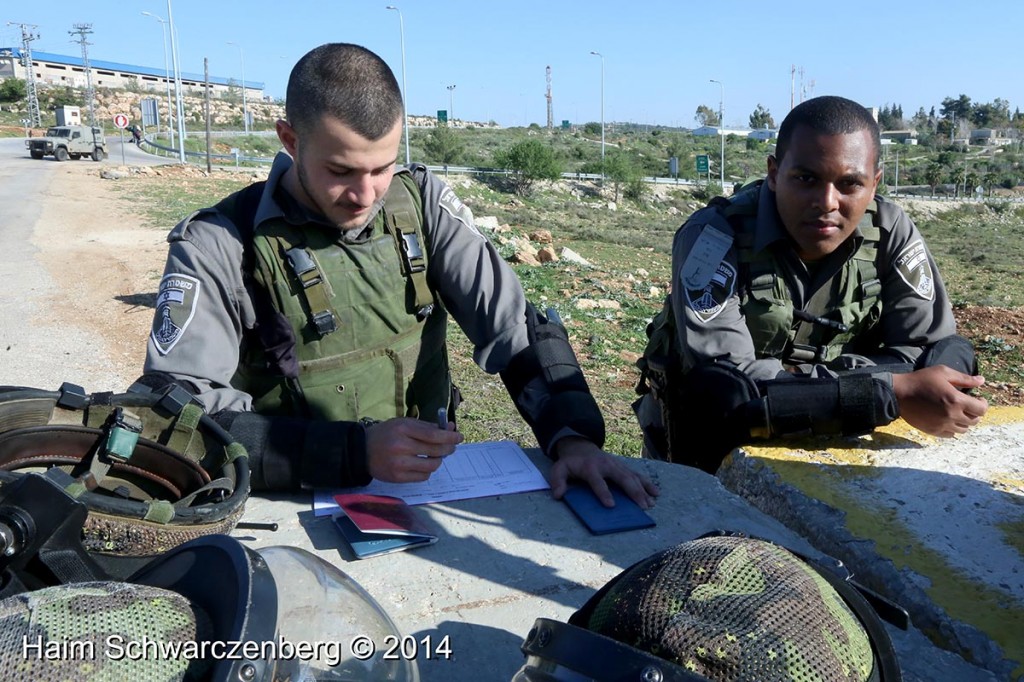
113,114,130,129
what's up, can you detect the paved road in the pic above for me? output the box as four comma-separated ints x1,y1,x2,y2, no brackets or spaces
0,135,168,390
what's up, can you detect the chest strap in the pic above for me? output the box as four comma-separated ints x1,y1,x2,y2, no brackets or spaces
382,173,433,318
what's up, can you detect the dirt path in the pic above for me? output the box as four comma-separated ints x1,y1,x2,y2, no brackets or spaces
31,163,168,389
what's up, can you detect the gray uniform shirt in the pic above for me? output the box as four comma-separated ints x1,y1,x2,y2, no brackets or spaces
145,152,548,422
670,181,957,383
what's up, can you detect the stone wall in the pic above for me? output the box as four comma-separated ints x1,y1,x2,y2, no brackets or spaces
13,84,285,130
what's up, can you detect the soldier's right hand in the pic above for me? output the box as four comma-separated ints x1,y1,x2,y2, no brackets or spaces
892,365,988,438
364,417,464,483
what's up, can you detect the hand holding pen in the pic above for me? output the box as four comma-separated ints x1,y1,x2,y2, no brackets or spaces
363,411,462,483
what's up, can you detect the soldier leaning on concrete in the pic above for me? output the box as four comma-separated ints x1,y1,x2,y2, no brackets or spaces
137,43,658,509
635,95,989,472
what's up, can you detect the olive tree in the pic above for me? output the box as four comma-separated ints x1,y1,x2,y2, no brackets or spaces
494,139,563,196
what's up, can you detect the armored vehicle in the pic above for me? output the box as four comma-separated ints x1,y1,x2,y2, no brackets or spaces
26,125,107,162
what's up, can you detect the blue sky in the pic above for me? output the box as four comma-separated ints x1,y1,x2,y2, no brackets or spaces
3,0,1021,129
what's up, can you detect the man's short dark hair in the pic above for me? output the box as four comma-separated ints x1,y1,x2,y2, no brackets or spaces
285,43,404,140
776,96,881,168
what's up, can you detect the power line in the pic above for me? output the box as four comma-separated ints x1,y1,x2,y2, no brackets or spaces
7,22,41,127
68,23,97,128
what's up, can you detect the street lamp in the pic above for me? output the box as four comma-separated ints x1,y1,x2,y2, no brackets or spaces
226,41,249,134
446,84,456,123
589,51,605,170
166,0,186,163
141,11,174,148
709,79,724,188
385,5,410,165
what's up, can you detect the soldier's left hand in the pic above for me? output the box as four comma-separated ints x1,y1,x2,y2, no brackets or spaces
548,436,659,509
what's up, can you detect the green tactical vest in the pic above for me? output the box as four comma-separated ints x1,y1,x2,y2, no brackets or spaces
230,171,452,422
640,182,883,377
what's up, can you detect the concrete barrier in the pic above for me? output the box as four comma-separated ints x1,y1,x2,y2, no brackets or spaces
719,407,1024,680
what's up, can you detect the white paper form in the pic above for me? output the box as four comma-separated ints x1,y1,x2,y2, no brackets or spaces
313,440,550,514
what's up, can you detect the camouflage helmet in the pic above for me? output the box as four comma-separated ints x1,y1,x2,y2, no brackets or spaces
0,382,248,561
514,534,902,682
0,535,421,682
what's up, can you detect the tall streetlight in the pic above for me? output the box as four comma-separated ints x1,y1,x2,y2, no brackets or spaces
589,51,605,170
385,5,410,165
166,0,186,163
446,84,456,123
226,41,249,134
141,11,174,148
709,79,725,188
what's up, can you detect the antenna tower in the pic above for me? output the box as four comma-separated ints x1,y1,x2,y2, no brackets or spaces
545,65,553,130
8,23,41,127
69,23,97,127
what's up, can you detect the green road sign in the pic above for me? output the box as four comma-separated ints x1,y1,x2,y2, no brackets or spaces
437,110,448,123
562,120,570,130
696,154,710,174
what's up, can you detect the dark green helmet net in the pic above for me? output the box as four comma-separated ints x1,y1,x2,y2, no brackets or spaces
571,535,876,682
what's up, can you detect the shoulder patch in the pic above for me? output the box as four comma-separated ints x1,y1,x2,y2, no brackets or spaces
151,273,201,355
682,224,733,290
438,185,483,239
683,261,736,323
894,239,935,301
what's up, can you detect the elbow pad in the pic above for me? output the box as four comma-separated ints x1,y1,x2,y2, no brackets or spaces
761,373,896,438
217,411,371,491
499,303,605,453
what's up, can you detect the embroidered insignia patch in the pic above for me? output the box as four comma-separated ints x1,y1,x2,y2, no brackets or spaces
682,224,733,290
684,261,736,323
439,185,483,239
894,240,935,301
151,274,201,355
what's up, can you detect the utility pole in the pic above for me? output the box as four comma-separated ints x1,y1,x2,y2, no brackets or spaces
68,24,97,128
790,64,795,111
204,57,212,174
8,23,41,127
545,65,553,130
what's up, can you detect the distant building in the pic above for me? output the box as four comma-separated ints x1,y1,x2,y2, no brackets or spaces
880,130,918,145
970,128,1015,146
0,47,264,101
748,128,778,141
691,125,752,138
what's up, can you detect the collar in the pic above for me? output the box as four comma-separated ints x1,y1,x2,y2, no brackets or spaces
752,180,789,253
253,152,385,241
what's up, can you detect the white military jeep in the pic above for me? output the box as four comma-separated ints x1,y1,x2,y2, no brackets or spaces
26,125,108,162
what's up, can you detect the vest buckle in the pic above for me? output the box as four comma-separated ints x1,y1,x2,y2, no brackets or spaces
312,310,337,335
400,232,426,274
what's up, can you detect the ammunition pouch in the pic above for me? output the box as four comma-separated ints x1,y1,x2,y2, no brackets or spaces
0,382,248,560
